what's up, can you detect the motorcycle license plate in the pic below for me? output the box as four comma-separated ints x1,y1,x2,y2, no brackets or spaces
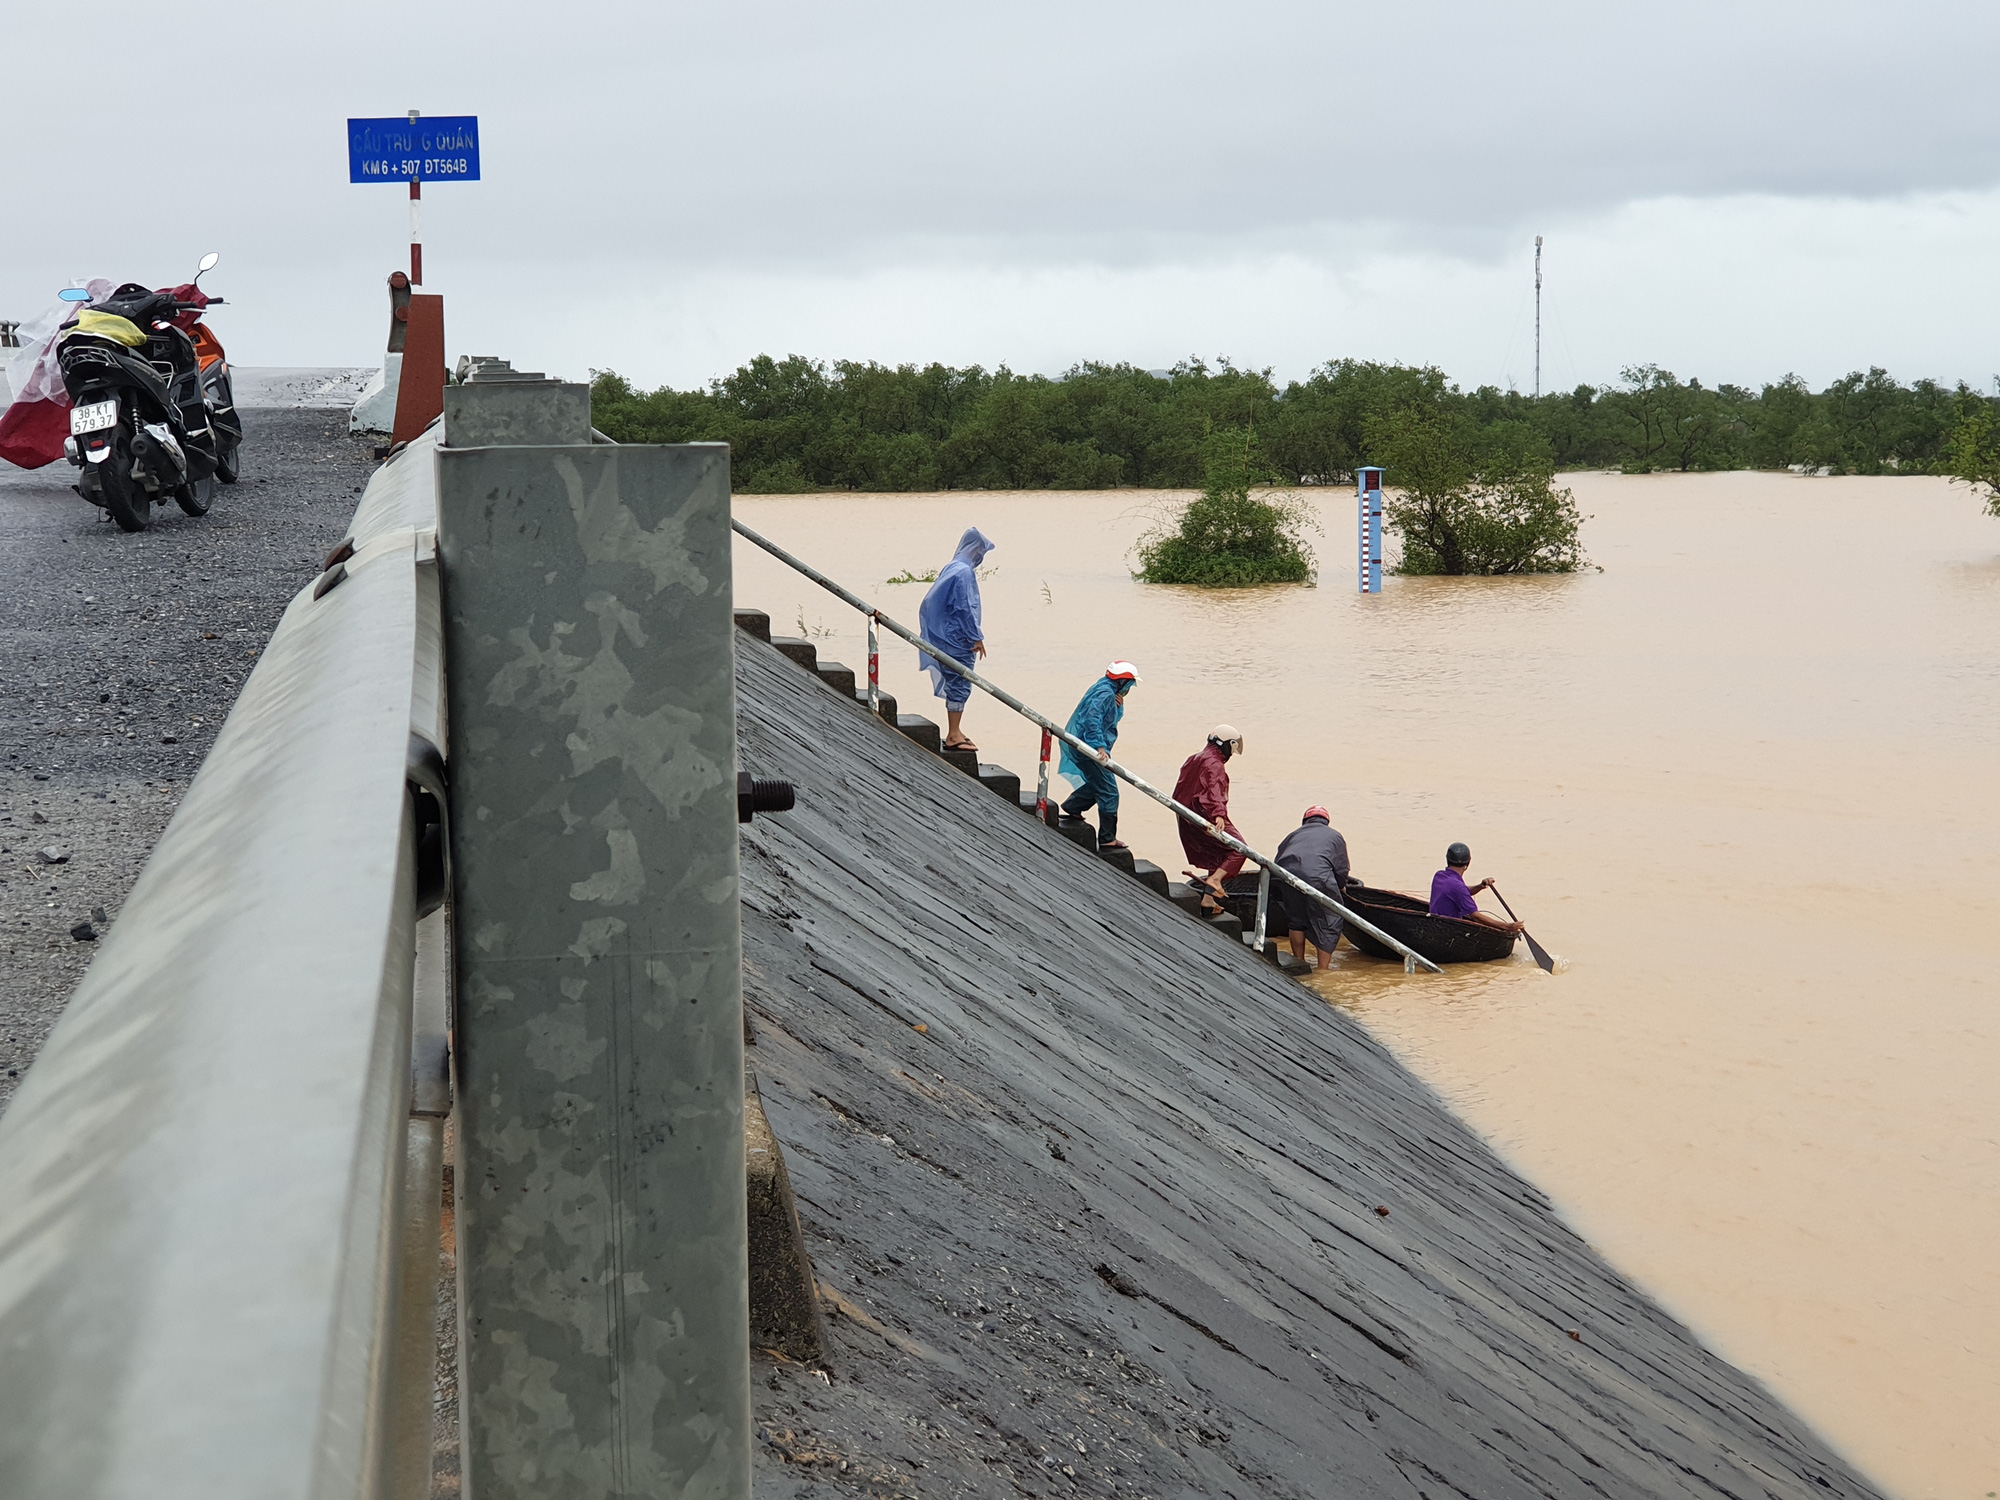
70,399,119,435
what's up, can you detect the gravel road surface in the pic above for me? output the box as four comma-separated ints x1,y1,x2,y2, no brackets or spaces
0,408,373,1114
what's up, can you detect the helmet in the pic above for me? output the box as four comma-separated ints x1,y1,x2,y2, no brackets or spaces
1302,805,1329,822
1104,661,1141,682
1446,842,1471,867
1208,724,1244,754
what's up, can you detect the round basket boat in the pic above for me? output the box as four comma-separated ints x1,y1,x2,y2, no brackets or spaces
1221,876,1515,965
1337,884,1517,965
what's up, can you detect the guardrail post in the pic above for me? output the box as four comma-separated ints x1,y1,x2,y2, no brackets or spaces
390,294,447,445
436,388,750,1497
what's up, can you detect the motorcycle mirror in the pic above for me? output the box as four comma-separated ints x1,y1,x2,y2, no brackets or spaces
58,288,92,303
196,252,221,277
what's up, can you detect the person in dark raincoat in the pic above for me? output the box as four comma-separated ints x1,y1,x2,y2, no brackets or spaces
917,527,996,752
1058,661,1140,849
1173,725,1246,914
1275,805,1352,971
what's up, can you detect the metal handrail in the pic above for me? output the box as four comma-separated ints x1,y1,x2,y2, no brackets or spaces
731,519,1444,974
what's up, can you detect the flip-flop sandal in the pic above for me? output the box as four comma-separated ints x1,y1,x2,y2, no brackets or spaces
943,739,980,753
1098,839,1130,851
1183,874,1221,898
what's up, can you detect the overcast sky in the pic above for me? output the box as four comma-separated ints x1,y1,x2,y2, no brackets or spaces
8,0,1999,394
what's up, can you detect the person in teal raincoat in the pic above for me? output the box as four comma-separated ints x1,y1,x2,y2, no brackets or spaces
1058,661,1140,849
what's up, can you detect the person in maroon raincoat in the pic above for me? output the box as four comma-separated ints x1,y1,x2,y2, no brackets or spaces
1174,725,1246,914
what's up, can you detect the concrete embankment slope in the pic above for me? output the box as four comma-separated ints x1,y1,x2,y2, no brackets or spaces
735,631,1874,1499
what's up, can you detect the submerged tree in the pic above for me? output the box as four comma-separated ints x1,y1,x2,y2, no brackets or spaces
1366,409,1587,575
1135,426,1316,586
1944,400,2000,520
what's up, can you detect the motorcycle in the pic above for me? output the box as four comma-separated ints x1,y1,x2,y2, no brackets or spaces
55,252,241,532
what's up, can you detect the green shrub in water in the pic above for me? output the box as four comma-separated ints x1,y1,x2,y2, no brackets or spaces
1945,400,2000,519
1136,427,1316,587
1365,408,1587,575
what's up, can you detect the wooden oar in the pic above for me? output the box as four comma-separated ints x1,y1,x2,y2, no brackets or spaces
1488,885,1556,974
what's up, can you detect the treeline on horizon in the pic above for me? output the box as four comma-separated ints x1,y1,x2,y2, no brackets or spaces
589,355,1997,494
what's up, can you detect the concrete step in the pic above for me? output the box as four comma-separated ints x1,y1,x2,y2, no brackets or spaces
1245,936,1316,977
853,688,898,723
1018,791,1058,825
1204,911,1244,941
1166,881,1209,918
815,660,857,697
1228,894,1268,932
734,609,771,643
976,764,1021,804
894,714,941,753
771,637,818,672
940,745,979,777
1055,816,1098,852
1097,845,1136,875
1130,859,1170,898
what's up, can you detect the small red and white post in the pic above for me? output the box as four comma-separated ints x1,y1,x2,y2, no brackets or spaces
866,613,880,715
1036,728,1053,823
408,109,423,285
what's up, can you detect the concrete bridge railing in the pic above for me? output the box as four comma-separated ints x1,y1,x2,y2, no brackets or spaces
0,374,756,1499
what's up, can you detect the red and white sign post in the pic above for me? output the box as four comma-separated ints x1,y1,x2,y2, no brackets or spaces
346,110,480,443
408,109,423,286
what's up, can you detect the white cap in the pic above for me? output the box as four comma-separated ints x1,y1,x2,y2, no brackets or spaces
1105,661,1141,681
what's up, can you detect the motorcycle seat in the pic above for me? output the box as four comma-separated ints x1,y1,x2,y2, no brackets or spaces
94,285,181,327
61,310,150,348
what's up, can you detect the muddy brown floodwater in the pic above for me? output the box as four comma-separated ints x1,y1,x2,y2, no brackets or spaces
735,471,1999,1500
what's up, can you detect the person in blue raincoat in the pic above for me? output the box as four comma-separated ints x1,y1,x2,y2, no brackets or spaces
917,527,996,752
1058,661,1141,849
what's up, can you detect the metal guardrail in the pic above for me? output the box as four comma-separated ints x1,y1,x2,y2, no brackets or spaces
730,519,1444,975
0,427,452,1497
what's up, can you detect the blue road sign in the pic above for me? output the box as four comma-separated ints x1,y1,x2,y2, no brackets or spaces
348,117,480,183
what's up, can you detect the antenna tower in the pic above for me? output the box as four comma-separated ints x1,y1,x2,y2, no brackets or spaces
1533,235,1543,398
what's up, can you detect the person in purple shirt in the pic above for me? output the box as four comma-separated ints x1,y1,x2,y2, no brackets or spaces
1429,843,1524,933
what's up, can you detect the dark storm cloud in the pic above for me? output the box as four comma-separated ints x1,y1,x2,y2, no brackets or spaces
9,0,1998,274
7,0,1996,384
573,0,2000,254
